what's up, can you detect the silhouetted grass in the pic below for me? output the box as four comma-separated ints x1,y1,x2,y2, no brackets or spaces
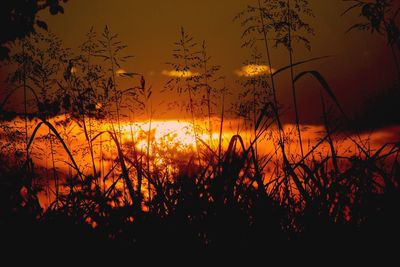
1,3,400,262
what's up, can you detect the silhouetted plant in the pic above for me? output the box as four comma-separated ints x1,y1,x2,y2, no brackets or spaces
3,31,71,205
343,0,400,79
0,0,68,60
232,48,272,143
273,0,315,158
0,2,399,259
193,41,221,147
165,28,201,145
58,27,106,182
235,0,289,179
96,25,135,143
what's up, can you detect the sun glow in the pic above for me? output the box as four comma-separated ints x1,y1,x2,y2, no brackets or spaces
2,115,399,212
122,120,198,151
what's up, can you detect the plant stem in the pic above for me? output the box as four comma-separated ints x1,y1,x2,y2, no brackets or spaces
258,0,306,201
390,44,400,82
106,32,122,144
218,87,225,176
287,0,304,158
22,42,29,162
49,129,58,204
202,42,213,147
181,28,200,165
258,0,282,132
99,133,104,193
82,113,97,179
253,78,258,159
320,90,339,176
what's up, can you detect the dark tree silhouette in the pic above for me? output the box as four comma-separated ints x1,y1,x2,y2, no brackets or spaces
0,0,68,60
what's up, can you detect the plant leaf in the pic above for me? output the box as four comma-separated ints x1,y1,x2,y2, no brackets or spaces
294,70,346,117
272,56,332,78
36,20,48,31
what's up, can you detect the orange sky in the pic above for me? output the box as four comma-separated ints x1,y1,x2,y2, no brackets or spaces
2,0,398,124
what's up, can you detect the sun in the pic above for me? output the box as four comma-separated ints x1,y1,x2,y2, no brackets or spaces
121,120,198,152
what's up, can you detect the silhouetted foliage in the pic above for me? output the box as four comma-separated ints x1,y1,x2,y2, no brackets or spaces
0,0,68,60
343,0,400,78
0,1,399,262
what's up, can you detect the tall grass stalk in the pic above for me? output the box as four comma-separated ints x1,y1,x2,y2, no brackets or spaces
286,0,304,158
257,0,293,195
22,42,29,163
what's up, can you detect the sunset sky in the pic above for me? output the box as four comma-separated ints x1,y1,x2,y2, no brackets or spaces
2,2,400,256
4,0,399,123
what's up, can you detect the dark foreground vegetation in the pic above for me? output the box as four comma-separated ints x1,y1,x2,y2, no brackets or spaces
1,0,400,263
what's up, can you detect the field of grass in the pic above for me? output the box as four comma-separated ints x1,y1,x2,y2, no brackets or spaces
1,0,399,262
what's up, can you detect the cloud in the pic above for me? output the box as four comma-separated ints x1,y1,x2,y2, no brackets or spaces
235,64,275,77
115,68,141,77
116,68,126,76
161,70,200,78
